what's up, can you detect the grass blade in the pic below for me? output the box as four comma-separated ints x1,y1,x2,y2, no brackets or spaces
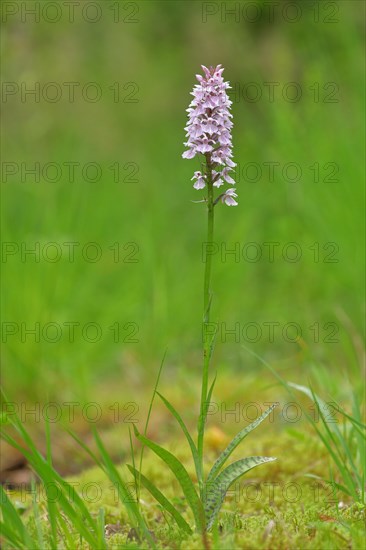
1,416,99,546
31,479,45,550
289,382,360,499
65,426,102,469
97,508,107,549
92,427,154,545
0,485,34,548
138,350,167,499
128,464,192,534
0,521,28,549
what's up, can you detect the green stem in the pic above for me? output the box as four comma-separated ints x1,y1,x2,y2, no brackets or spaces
197,153,214,496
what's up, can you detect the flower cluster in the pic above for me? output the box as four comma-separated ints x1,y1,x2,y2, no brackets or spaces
183,65,237,206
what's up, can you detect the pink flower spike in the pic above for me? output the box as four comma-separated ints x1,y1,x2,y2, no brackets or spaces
183,64,236,200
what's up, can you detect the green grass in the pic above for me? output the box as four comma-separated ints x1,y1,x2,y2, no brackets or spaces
1,2,364,400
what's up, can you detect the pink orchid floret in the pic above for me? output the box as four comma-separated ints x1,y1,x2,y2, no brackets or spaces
221,188,238,206
183,64,237,206
192,171,206,189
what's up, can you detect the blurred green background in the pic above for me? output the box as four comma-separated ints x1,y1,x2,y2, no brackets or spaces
1,0,364,403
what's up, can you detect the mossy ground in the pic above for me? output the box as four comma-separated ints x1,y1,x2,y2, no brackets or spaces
65,434,364,549
5,371,365,549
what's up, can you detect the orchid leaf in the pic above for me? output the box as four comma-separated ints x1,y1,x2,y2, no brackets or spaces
128,465,192,534
207,403,278,484
133,425,205,531
156,392,201,484
205,456,277,530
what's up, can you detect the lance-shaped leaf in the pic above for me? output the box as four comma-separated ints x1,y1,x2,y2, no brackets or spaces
133,425,205,531
156,392,201,484
206,403,278,484
127,465,192,534
205,456,277,530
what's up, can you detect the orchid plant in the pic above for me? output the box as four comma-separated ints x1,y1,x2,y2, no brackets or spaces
130,65,278,535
